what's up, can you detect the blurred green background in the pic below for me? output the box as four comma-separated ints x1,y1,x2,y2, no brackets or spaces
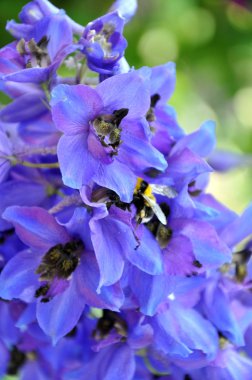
0,0,252,213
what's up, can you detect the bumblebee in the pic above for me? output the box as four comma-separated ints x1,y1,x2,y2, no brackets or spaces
90,178,177,229
133,178,177,225
145,202,172,248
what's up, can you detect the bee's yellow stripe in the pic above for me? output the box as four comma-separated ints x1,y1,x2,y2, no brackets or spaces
134,178,155,200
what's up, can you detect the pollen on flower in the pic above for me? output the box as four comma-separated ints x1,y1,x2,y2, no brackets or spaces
7,346,26,376
35,240,83,281
89,23,115,58
92,108,128,155
17,36,50,68
93,310,128,340
35,283,50,299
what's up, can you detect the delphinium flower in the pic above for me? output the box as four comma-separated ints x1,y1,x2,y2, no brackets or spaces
208,150,252,172
50,68,167,200
0,205,126,343
0,0,252,379
79,11,127,76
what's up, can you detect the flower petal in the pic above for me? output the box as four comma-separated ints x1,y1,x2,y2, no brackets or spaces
153,304,218,360
0,93,47,123
57,133,98,189
2,66,56,84
93,159,136,202
150,62,176,103
36,274,85,344
0,250,41,302
110,0,137,23
96,68,151,119
129,267,173,316
168,147,212,189
171,120,216,158
220,203,252,248
163,236,196,276
76,254,124,310
0,180,46,231
89,210,126,290
119,119,167,172
126,227,163,275
203,282,244,346
82,343,136,380
2,206,70,251
172,219,232,268
51,84,103,135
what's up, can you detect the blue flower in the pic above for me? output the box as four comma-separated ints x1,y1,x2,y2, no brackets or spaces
51,69,167,201
80,12,127,75
0,128,13,182
110,0,138,23
7,0,83,39
0,206,124,343
2,11,76,85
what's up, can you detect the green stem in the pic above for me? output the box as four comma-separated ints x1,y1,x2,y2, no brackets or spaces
136,350,170,377
41,82,51,103
1,154,59,169
17,160,59,168
76,58,88,84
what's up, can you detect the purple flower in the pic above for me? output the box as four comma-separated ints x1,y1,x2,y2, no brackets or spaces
0,206,124,343
146,62,184,156
220,203,252,249
80,12,127,75
147,301,219,370
201,275,244,347
81,184,164,289
7,0,83,39
110,0,138,23
0,128,13,182
1,0,252,377
189,346,252,380
208,150,252,172
2,12,76,85
66,310,152,380
51,69,167,201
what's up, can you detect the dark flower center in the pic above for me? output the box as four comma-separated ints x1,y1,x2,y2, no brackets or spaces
93,310,128,340
65,326,78,338
34,240,83,302
36,240,83,281
146,93,160,123
233,247,252,282
93,108,128,156
0,228,15,244
7,346,26,376
17,36,50,69
193,260,203,268
188,181,202,197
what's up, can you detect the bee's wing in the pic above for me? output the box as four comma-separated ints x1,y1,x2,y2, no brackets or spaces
142,194,167,225
150,184,177,198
